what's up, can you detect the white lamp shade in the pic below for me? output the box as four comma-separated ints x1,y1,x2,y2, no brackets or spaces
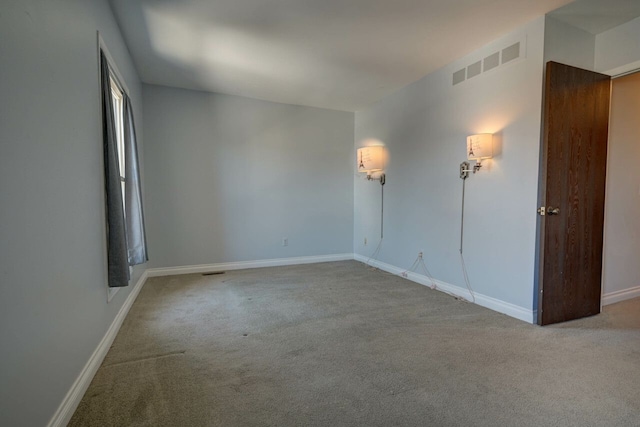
357,146,385,172
467,134,493,160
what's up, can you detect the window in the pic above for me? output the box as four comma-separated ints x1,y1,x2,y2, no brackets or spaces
100,41,148,296
110,76,126,209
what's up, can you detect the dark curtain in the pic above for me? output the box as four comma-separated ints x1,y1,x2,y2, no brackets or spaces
123,96,148,266
100,51,129,287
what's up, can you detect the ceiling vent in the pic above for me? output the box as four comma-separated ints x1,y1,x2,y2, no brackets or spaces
452,40,523,86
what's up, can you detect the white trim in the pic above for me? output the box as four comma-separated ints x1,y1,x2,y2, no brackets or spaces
97,32,130,95
47,270,149,427
605,60,640,79
354,254,535,324
146,254,354,277
602,286,640,306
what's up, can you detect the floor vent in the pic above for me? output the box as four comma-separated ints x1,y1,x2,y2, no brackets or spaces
453,41,522,86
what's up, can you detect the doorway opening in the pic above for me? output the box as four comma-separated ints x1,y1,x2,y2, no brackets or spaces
601,70,640,306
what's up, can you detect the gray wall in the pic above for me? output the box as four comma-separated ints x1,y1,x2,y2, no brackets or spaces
544,16,595,70
596,16,640,74
354,18,546,313
142,85,354,268
0,0,144,425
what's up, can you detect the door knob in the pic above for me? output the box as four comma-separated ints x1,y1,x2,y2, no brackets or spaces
547,206,560,215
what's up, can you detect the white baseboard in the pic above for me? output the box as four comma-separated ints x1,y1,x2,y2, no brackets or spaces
47,270,149,427
602,285,640,306
354,254,535,324
146,253,354,277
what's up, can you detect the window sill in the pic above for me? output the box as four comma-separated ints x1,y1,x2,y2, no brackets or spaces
107,287,120,303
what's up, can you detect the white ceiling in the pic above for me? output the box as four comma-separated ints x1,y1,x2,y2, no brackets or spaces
109,0,580,112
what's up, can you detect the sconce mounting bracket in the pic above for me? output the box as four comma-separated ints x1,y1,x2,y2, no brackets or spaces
367,173,386,185
460,162,470,180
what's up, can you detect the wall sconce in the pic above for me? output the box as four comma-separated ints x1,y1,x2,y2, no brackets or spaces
460,133,493,180
357,146,386,185
467,133,493,173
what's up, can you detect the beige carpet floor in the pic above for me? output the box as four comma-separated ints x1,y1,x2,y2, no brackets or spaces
70,261,640,426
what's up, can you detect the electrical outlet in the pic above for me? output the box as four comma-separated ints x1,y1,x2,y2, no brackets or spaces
418,251,423,259
401,272,408,278
282,238,288,247
364,237,368,246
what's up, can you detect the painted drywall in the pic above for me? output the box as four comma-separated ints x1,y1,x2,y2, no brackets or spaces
602,72,640,296
596,15,640,74
0,1,145,425
354,18,546,313
142,85,354,268
544,16,595,70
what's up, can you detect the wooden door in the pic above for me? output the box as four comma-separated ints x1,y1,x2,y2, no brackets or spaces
537,62,611,326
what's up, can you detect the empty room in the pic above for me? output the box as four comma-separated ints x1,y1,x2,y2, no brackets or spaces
2,0,640,425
